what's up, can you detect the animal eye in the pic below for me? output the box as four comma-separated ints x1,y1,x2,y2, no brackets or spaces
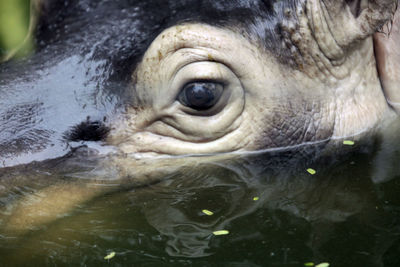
178,82,224,111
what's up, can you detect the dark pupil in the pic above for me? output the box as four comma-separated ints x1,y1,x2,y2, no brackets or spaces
182,83,220,110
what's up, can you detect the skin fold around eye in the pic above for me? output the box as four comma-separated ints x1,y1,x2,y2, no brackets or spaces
109,25,250,153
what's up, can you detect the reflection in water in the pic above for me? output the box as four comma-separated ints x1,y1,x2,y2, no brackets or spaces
0,121,400,266
136,156,373,259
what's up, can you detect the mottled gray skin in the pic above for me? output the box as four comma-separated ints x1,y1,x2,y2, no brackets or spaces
0,0,399,168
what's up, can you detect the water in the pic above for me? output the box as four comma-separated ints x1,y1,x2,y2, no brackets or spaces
0,124,400,266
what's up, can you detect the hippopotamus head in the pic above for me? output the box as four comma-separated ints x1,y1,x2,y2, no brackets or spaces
0,0,399,168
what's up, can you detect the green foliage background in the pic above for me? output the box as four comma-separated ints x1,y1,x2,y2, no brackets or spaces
0,0,33,61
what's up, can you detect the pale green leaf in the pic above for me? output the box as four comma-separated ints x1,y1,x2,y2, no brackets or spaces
343,140,355,145
213,230,229,236
307,168,316,175
202,209,214,216
104,252,116,260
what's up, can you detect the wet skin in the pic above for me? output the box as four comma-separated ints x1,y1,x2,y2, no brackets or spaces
0,0,399,168
0,0,400,237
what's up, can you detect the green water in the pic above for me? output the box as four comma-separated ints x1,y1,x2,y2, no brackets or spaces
0,132,400,266
0,120,400,267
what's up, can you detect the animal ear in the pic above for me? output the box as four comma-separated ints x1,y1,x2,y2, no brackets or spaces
305,0,397,60
374,5,400,112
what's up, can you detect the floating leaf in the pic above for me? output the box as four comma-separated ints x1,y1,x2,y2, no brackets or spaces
307,168,316,175
202,209,214,216
304,263,314,267
253,197,259,201
316,263,330,267
213,230,229,236
104,252,116,260
343,140,355,145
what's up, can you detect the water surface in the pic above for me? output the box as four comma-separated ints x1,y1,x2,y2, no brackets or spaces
0,123,400,267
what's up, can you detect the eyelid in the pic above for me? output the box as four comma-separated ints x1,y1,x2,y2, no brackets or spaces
165,61,238,113
166,47,224,79
171,61,232,94
180,79,226,89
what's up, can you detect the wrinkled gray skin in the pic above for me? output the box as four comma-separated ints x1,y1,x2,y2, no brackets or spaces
0,0,399,168
0,0,400,242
